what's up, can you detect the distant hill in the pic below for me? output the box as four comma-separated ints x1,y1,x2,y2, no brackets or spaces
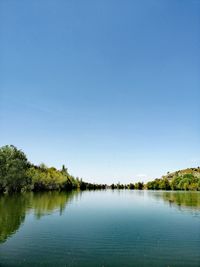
146,167,200,191
162,167,200,181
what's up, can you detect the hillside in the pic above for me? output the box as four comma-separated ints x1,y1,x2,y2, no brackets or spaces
162,167,200,180
146,167,200,191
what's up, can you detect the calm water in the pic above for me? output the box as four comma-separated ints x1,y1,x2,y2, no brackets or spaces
0,190,200,267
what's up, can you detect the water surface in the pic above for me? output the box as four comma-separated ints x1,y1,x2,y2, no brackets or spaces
0,190,200,266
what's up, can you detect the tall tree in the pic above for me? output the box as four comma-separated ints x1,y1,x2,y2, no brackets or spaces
0,145,30,192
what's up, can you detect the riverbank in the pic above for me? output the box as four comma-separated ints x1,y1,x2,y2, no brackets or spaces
0,145,200,193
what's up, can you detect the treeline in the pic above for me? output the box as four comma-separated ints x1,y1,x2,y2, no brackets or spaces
1,145,200,193
0,145,106,193
110,182,144,190
110,174,200,191
146,174,200,191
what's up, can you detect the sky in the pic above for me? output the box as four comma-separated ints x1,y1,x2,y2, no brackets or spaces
0,0,200,184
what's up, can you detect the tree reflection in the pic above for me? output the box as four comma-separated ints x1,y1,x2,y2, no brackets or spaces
0,194,27,243
0,191,78,243
153,191,200,213
30,191,77,219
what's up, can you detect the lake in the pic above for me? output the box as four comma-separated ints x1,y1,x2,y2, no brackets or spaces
0,190,200,267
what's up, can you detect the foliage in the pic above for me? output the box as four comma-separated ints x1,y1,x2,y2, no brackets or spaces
1,145,200,193
0,145,31,193
171,174,200,191
146,173,200,191
0,145,105,193
134,182,144,190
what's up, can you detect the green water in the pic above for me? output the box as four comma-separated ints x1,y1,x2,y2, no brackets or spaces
0,190,200,267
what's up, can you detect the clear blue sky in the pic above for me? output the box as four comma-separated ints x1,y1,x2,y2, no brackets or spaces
0,0,199,184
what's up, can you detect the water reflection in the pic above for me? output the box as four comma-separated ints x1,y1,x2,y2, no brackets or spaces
1,190,200,244
0,194,27,243
29,191,77,219
152,191,200,213
0,191,78,243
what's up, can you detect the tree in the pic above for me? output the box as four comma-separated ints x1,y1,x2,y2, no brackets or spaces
0,145,30,192
135,182,144,190
129,183,135,189
111,184,115,190
159,178,171,190
61,165,68,174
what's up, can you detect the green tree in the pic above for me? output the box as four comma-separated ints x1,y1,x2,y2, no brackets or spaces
135,182,144,190
129,183,135,189
0,145,30,192
159,178,171,190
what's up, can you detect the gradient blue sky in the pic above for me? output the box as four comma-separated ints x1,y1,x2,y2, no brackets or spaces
0,0,200,183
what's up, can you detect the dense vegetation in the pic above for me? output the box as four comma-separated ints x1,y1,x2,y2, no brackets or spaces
0,145,106,193
146,169,200,191
110,170,200,191
0,145,200,193
110,182,144,190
